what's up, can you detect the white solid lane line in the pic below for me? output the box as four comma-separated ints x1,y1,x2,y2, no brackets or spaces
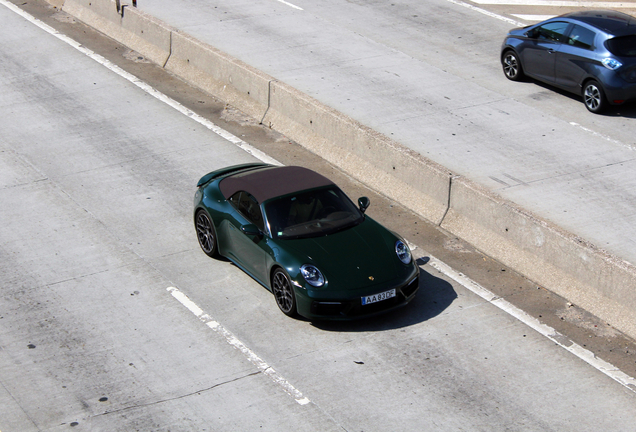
426,254,636,393
275,0,303,10
471,0,636,7
570,122,636,151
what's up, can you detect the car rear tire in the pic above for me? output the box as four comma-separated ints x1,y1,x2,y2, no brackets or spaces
583,81,607,113
502,50,524,81
195,210,219,257
272,268,297,317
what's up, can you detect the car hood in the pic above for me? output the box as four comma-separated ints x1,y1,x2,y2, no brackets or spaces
507,26,531,37
283,217,401,289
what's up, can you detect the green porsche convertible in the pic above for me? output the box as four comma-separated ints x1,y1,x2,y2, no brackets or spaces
194,163,420,320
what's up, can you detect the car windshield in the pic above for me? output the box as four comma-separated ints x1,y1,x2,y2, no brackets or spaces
264,186,364,239
606,35,636,57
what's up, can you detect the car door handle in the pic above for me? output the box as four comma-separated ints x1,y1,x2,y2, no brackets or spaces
547,49,555,54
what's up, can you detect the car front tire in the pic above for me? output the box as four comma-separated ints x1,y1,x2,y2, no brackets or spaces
583,80,607,113
272,268,297,317
502,50,524,81
195,210,219,258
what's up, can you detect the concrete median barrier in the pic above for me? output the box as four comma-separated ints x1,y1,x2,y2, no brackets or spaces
49,0,636,340
263,80,452,225
62,0,171,66
163,32,271,122
441,177,636,338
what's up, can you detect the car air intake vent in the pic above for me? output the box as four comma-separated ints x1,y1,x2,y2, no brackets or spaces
402,277,419,298
311,301,345,316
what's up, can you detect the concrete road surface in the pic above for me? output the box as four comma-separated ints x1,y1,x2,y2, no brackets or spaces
0,2,635,431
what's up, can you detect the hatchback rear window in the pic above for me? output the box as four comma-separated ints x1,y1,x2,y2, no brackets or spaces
606,35,636,56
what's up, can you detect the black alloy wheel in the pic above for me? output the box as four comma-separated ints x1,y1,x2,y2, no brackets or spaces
502,50,524,81
196,210,218,257
272,268,297,317
583,80,607,114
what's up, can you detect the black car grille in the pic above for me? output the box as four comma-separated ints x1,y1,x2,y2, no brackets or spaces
310,276,419,318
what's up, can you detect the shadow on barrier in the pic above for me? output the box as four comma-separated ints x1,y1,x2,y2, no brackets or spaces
311,258,458,333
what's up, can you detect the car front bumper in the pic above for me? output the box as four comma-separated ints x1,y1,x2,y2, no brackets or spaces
294,265,420,320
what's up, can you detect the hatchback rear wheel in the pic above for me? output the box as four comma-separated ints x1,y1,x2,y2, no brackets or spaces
583,80,607,114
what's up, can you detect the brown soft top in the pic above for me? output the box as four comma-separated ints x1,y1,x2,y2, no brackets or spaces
219,165,335,203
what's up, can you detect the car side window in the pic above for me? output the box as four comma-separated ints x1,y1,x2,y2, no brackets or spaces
229,191,265,231
535,22,569,43
566,25,595,50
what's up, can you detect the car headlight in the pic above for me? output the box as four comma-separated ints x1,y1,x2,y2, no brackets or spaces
300,264,325,287
395,240,412,264
602,58,622,71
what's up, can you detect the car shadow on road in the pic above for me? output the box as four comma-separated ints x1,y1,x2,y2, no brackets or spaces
524,79,636,118
311,258,457,332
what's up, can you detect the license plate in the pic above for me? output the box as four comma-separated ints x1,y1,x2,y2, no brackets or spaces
361,289,396,305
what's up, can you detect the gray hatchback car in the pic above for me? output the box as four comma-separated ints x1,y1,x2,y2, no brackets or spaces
501,10,636,113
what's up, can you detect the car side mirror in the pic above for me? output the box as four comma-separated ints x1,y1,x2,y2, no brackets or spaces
241,224,261,237
524,29,537,39
358,197,370,213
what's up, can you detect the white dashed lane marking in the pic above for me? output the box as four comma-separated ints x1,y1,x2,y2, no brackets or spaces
167,287,311,406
